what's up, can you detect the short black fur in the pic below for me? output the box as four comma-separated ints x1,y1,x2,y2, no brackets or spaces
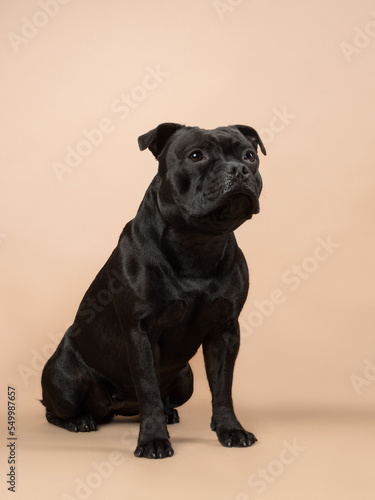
41,123,266,459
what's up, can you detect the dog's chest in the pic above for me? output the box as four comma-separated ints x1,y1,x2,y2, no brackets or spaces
146,293,235,367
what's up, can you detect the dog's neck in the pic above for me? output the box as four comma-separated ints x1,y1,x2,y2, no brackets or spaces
133,181,236,278
161,226,235,278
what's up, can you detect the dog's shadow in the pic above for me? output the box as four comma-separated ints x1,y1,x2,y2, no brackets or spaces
36,414,215,454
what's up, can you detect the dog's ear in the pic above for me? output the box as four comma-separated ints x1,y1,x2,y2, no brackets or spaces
232,125,267,156
138,123,185,158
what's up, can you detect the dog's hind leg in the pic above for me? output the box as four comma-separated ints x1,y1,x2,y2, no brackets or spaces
41,333,111,432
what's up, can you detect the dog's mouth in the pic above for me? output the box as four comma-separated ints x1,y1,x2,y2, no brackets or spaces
186,184,260,222
205,189,259,220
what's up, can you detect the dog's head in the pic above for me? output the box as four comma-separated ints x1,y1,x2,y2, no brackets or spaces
138,123,266,233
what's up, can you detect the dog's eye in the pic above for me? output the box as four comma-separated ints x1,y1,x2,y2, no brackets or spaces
244,151,256,162
188,150,205,162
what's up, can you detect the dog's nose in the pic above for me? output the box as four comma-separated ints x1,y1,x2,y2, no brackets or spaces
227,163,250,179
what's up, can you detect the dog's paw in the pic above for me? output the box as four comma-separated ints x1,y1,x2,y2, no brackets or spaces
134,438,174,459
217,428,257,448
165,408,180,425
46,410,97,432
65,415,97,433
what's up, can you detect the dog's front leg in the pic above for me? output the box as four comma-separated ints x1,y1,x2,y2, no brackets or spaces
203,321,257,448
126,329,173,459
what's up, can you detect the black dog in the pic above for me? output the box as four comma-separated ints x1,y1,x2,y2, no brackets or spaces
41,123,266,459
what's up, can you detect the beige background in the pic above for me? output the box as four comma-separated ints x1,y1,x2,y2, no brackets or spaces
1,0,375,498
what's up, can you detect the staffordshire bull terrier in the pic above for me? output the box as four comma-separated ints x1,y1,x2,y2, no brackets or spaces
41,123,266,459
